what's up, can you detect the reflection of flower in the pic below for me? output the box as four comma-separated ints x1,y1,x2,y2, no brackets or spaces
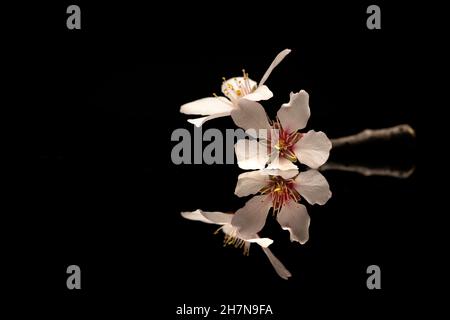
233,90,332,170
180,49,291,127
181,209,292,280
231,169,331,244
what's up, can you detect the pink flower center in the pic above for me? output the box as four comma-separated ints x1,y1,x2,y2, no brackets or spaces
259,175,301,213
270,120,303,163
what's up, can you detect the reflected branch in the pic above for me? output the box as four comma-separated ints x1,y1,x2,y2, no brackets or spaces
320,162,415,178
331,124,415,148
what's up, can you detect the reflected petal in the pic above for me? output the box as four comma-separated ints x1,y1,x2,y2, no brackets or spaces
235,170,271,197
246,237,273,248
277,202,310,244
264,168,299,180
262,247,292,280
231,195,272,237
294,170,332,205
181,209,233,225
267,155,298,170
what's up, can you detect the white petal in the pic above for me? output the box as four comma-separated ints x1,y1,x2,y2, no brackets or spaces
219,225,273,248
231,99,271,137
180,97,234,115
187,111,231,127
294,130,332,168
262,247,292,280
181,210,233,225
259,49,291,86
277,90,310,132
235,139,269,170
181,210,214,224
295,170,332,205
243,85,273,101
264,169,299,180
231,195,272,237
246,237,273,248
277,202,310,244
201,211,234,225
235,170,270,197
267,155,299,170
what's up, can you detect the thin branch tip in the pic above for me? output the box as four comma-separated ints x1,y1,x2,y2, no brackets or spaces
331,124,415,148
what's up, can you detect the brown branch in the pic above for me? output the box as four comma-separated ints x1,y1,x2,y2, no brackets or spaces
331,124,415,148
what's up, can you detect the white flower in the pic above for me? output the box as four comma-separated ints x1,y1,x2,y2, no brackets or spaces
233,90,332,170
181,209,292,280
231,169,331,244
180,49,291,127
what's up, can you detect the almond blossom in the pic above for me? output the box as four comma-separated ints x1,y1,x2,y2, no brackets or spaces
179,49,291,127
231,169,331,244
181,209,292,280
233,90,332,170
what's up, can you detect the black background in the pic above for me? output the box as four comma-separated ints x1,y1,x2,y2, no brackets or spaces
7,1,422,317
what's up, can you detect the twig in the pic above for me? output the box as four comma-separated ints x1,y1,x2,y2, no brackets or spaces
320,162,415,178
331,124,415,148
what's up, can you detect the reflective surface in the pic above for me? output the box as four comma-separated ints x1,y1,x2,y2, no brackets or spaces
11,2,420,317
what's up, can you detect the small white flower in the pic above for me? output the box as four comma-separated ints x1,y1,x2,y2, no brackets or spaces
181,209,292,280
231,169,331,244
233,90,332,170
180,49,291,127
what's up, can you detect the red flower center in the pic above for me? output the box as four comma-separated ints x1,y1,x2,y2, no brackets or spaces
270,120,303,163
259,175,301,213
